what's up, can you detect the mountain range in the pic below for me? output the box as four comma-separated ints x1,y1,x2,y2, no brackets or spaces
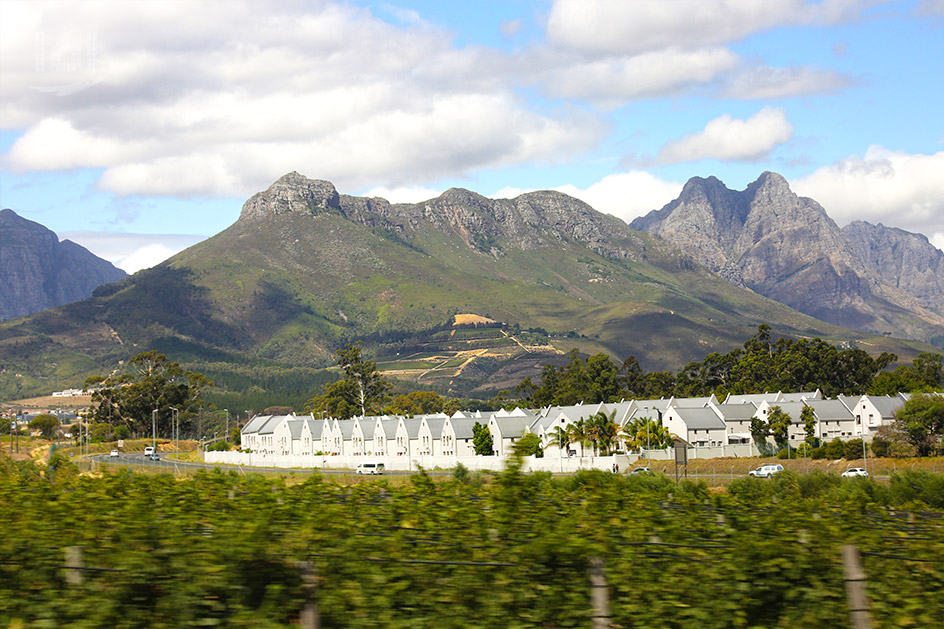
630,172,944,347
0,209,126,321
0,172,939,402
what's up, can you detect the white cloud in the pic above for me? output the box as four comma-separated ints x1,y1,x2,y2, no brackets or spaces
545,0,876,55
362,185,443,204
540,47,739,105
916,0,944,16
492,170,683,223
722,65,854,99
0,1,606,198
60,231,206,273
654,107,794,164
791,147,944,248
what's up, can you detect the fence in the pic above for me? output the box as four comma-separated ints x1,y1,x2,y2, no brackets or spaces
204,450,638,473
205,443,758,472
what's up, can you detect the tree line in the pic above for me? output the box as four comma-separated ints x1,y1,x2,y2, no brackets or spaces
512,325,942,407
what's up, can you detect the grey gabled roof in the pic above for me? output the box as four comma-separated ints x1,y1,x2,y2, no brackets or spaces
402,418,423,438
491,415,533,438
336,419,356,439
306,419,323,439
673,407,725,430
863,395,905,418
781,390,820,402
258,416,284,435
808,399,854,420
287,419,304,439
448,418,479,439
242,415,272,435
837,395,860,411
713,403,758,421
423,417,447,438
377,418,398,437
765,402,806,423
672,396,712,408
725,392,780,405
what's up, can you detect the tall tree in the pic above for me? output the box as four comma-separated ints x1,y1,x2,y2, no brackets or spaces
767,406,792,451
801,405,818,447
620,417,673,451
305,342,390,418
472,422,493,456
895,393,944,457
85,351,211,437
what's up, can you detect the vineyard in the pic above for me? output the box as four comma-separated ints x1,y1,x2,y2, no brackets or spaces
1,455,943,628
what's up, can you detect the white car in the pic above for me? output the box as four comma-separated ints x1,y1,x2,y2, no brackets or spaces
109,449,119,458
144,446,155,456
749,464,784,478
842,467,869,478
355,462,385,475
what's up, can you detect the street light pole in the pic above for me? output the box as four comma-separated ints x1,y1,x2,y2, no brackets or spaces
151,409,157,453
647,418,651,469
169,407,179,455
224,409,229,444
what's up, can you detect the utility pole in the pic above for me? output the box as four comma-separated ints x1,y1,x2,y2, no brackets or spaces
169,407,179,455
151,409,157,452
224,409,229,443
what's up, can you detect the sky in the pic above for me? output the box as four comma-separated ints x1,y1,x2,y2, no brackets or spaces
1,0,942,273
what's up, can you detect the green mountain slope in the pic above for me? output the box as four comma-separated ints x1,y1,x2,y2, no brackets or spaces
0,173,931,400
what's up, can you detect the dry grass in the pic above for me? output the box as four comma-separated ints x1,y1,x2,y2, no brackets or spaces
452,313,496,326
1,394,92,411
639,455,944,486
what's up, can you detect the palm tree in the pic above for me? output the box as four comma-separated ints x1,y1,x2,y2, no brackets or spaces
587,411,619,456
568,418,590,458
549,425,571,457
621,417,674,452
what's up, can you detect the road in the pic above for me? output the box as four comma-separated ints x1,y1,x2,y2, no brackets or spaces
90,452,424,476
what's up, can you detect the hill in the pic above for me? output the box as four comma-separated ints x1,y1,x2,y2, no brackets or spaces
0,173,929,401
0,209,126,321
630,173,944,347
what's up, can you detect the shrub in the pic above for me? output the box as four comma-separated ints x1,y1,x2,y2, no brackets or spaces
823,438,845,459
844,438,866,460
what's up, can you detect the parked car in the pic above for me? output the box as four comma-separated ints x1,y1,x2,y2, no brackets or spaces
842,467,869,478
749,464,784,478
144,446,155,456
109,449,119,458
355,462,385,475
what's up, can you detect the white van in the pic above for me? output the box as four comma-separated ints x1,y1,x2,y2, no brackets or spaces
355,462,385,475
144,446,155,456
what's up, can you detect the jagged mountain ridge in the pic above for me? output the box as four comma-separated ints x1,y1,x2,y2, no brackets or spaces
630,173,944,346
0,172,868,399
0,209,127,321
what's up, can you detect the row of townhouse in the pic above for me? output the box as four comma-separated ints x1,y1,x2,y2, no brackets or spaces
239,391,916,461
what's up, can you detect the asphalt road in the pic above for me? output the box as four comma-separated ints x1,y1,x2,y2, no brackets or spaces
89,452,422,476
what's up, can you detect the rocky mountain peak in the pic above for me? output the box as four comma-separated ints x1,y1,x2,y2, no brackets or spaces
239,172,340,221
0,209,126,321
629,172,944,343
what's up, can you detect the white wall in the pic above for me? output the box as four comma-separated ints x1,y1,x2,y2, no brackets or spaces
205,451,642,473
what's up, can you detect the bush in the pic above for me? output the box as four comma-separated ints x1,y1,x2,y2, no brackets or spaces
871,436,891,457
90,422,115,443
844,438,866,460
889,470,944,509
207,440,232,452
823,438,845,459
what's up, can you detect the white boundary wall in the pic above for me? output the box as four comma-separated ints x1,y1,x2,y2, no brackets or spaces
205,443,758,472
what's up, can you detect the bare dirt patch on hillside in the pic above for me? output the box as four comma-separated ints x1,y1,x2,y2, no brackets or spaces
453,314,496,326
